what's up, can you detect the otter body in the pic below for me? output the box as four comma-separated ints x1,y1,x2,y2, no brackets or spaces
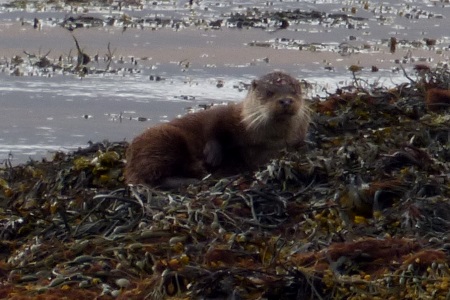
125,71,310,187
425,88,450,111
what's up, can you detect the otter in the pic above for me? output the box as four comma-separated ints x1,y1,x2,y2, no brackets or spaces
125,71,310,188
425,88,450,112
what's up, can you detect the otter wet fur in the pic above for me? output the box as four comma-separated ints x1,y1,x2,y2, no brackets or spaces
125,71,310,188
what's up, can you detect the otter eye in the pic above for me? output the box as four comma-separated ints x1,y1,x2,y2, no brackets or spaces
266,90,274,97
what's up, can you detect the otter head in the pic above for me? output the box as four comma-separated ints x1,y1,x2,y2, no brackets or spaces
242,71,304,130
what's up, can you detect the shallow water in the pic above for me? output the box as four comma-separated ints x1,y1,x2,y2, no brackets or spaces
0,0,449,164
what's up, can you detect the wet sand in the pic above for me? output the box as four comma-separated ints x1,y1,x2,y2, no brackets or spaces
1,24,448,71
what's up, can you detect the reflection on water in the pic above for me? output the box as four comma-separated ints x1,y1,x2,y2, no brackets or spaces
0,0,449,164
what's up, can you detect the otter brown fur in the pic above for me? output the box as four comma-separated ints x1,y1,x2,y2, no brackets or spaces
425,88,450,111
125,71,310,188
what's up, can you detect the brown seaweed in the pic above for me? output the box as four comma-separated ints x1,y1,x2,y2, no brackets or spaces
0,66,450,299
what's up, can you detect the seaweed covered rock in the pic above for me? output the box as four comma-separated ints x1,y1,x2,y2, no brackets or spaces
0,67,449,299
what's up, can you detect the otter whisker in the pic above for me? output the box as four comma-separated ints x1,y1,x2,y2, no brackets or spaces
243,109,268,130
242,103,271,130
241,109,260,126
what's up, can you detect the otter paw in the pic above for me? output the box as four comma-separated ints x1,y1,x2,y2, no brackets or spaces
203,139,223,167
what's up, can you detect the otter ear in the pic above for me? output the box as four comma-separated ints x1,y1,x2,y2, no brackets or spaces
296,83,302,93
292,80,302,93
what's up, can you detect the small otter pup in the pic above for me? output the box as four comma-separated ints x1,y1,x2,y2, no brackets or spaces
425,88,450,112
125,71,310,188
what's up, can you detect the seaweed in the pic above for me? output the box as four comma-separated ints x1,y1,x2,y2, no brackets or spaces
0,66,449,299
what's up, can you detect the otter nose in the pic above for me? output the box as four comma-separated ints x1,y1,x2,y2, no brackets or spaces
278,98,293,107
